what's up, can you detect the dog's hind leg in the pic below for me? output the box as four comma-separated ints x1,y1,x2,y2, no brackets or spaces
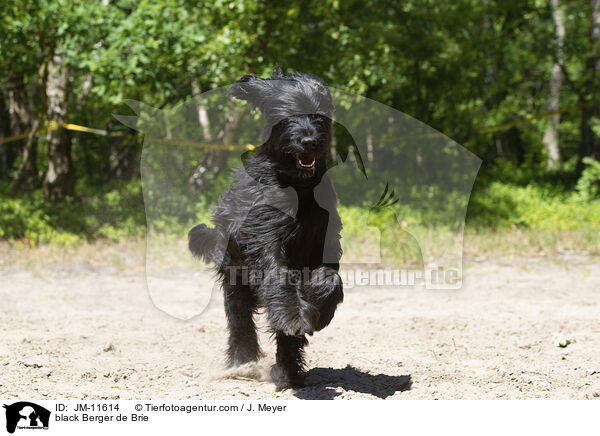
223,282,262,367
271,333,308,389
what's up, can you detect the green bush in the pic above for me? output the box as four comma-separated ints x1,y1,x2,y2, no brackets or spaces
468,181,600,230
574,157,600,202
1,173,599,252
0,180,146,245
0,178,219,246
0,196,53,245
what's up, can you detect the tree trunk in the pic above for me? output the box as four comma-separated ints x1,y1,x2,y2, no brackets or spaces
189,106,243,191
192,80,213,141
0,93,14,180
4,73,35,185
413,57,424,121
543,0,565,170
10,116,41,194
578,0,600,174
43,54,74,201
5,72,30,136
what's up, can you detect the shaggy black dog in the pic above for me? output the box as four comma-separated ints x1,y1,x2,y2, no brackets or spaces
188,70,343,388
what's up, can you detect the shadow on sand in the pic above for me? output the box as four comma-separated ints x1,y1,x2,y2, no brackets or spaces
293,365,412,400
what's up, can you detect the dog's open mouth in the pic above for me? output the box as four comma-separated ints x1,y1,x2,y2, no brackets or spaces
294,152,316,169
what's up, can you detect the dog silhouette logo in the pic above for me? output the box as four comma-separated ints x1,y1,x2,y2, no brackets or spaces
3,402,50,433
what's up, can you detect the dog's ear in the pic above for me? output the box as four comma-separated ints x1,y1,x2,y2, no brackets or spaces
229,75,270,107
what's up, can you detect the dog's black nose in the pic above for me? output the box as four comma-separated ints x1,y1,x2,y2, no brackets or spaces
301,137,317,149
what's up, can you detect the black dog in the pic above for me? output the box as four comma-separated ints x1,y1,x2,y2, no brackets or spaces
189,70,343,388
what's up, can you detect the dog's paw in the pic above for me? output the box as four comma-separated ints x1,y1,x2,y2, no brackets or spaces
270,364,305,390
277,316,313,337
268,299,318,336
303,267,343,331
297,299,319,336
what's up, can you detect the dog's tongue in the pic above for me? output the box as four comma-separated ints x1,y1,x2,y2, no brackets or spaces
297,152,315,167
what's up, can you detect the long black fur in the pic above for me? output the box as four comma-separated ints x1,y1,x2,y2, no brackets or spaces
189,69,343,389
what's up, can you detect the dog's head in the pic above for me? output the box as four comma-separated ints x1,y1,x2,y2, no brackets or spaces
230,69,334,186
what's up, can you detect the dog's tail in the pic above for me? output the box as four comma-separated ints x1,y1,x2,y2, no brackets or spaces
188,223,218,264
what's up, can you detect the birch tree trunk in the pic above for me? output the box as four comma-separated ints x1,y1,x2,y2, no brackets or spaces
191,80,212,141
542,0,565,170
189,104,243,190
43,54,74,201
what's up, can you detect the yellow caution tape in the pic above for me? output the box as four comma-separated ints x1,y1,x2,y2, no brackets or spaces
143,137,255,151
0,101,595,149
0,132,31,144
0,121,255,150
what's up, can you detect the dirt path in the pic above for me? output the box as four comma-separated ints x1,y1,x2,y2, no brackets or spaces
1,253,599,400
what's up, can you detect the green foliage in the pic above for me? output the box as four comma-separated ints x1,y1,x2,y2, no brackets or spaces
1,0,600,254
339,205,425,265
0,196,56,246
0,180,146,245
468,181,600,230
574,157,600,202
0,178,218,245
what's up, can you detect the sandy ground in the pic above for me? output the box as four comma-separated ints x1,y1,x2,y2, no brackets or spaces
1,251,599,400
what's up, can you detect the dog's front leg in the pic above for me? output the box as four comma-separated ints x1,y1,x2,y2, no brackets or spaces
303,265,344,331
270,332,308,389
258,266,317,389
259,266,320,337
223,281,262,367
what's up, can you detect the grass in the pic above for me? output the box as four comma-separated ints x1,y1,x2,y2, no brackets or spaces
1,217,598,272
463,228,599,258
1,170,599,268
